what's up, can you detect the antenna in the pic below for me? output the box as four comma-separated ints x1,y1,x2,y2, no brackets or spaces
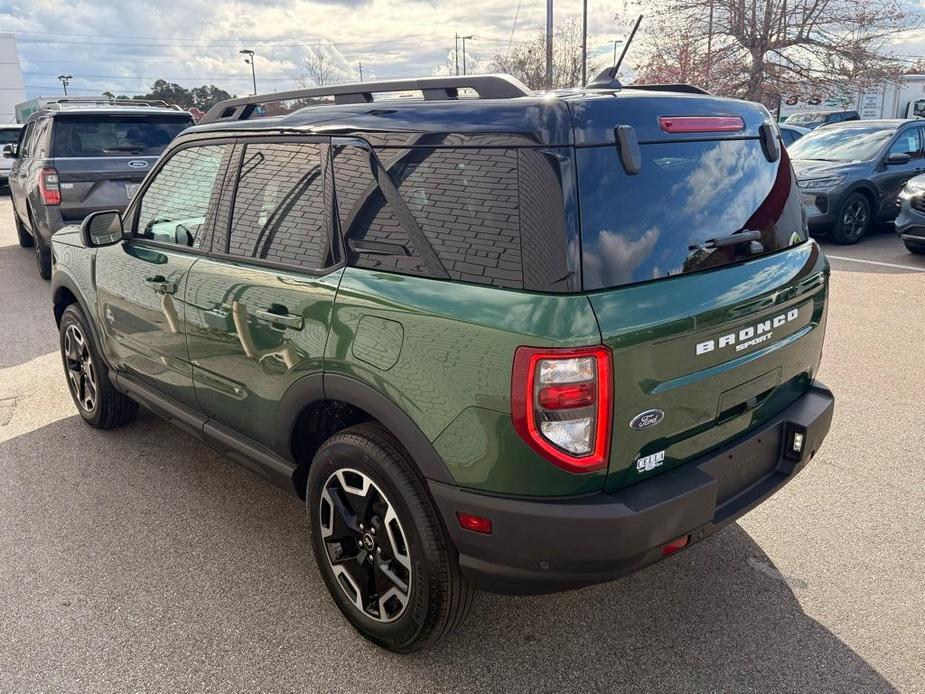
587,14,643,89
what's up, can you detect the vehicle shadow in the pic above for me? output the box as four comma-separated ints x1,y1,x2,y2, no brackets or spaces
0,412,897,693
0,241,58,369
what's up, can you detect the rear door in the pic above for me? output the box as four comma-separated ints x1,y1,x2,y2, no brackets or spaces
185,137,341,451
571,97,829,491
49,112,192,222
94,140,233,408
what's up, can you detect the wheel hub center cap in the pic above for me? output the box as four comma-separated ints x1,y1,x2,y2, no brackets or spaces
361,532,375,551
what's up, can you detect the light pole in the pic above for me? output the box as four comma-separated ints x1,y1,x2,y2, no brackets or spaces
461,35,474,76
57,74,73,96
545,0,553,90
239,49,257,95
581,0,587,86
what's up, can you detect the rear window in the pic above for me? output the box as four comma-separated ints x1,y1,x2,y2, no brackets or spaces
578,139,806,290
0,129,19,145
51,114,191,157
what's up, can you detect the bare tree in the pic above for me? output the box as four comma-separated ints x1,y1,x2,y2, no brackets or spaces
635,0,918,106
491,18,601,90
297,42,353,87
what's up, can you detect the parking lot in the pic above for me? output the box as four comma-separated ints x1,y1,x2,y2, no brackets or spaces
0,190,922,693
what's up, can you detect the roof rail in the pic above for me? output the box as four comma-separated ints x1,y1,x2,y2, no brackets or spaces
199,74,532,125
42,96,172,110
622,84,710,95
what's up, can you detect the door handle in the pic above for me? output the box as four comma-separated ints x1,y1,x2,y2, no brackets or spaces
255,307,303,331
144,275,177,295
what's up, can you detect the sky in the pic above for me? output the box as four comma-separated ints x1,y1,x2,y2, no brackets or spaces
0,0,647,100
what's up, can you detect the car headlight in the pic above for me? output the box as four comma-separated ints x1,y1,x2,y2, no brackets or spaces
797,176,843,190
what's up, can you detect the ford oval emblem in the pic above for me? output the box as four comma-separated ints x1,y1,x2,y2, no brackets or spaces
127,160,148,169
630,409,665,430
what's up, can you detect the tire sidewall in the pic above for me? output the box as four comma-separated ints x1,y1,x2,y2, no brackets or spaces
306,437,435,650
834,193,870,244
59,304,104,426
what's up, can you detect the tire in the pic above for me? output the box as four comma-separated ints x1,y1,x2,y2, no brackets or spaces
903,239,925,255
29,211,52,279
14,210,33,248
830,192,871,244
59,304,138,429
306,422,473,652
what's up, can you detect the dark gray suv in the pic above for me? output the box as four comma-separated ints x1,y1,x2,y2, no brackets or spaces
790,119,925,244
5,100,193,278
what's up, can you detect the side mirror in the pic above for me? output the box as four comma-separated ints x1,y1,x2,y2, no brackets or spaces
886,152,912,165
2,144,16,159
80,210,124,248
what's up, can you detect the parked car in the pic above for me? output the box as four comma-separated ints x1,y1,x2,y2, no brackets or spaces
49,75,834,652
784,109,860,130
4,99,193,278
789,119,925,243
779,123,809,146
0,124,22,187
894,174,925,254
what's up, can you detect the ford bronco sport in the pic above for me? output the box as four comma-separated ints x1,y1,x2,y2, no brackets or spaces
6,97,193,278
49,75,834,652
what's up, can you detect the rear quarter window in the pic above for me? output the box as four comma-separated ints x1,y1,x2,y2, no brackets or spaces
578,138,806,290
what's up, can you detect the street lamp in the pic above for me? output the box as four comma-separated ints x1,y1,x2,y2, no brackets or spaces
461,35,474,76
239,49,257,95
57,74,73,96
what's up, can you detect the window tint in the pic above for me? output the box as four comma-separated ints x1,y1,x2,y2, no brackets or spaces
51,114,191,157
333,145,574,290
31,118,51,158
136,144,230,247
0,129,20,146
227,142,332,270
18,122,34,156
888,129,923,159
578,139,806,290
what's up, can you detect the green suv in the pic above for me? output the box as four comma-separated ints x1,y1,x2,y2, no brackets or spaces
49,75,834,652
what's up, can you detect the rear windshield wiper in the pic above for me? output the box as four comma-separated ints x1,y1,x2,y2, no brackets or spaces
690,229,762,251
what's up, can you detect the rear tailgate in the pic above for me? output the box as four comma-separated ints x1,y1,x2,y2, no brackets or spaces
569,91,829,491
55,157,156,221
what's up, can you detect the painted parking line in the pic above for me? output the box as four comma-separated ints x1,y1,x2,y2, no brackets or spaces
825,255,925,273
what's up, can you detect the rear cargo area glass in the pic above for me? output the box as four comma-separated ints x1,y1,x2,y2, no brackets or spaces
51,114,191,157
578,139,806,290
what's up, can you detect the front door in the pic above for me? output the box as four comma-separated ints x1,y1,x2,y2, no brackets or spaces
95,142,234,407
877,126,925,217
185,138,341,451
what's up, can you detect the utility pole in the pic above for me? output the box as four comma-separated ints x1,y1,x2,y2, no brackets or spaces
358,61,364,82
706,0,714,90
581,0,587,86
461,35,473,76
57,74,72,96
545,0,553,90
239,49,257,95
454,33,460,76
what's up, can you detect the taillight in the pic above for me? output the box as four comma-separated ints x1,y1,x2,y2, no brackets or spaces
39,167,61,206
511,345,612,474
658,116,745,133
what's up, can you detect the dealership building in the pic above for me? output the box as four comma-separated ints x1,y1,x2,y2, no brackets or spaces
0,33,25,124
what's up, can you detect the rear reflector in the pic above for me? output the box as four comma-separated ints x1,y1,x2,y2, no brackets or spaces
457,512,492,535
662,535,690,556
658,116,745,133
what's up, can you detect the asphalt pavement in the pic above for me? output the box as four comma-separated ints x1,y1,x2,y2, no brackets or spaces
0,192,922,693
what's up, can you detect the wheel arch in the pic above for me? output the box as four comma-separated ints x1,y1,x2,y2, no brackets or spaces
843,183,878,215
52,270,107,361
277,373,455,498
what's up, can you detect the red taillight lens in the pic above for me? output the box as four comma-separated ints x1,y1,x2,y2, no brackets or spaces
662,535,690,556
39,167,61,206
457,512,492,534
511,345,612,474
658,116,745,133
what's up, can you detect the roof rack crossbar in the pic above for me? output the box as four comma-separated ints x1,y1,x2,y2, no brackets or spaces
199,74,532,124
42,96,173,110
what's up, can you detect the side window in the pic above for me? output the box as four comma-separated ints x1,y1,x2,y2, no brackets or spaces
136,144,231,247
18,122,33,157
32,119,51,158
226,142,332,270
888,129,923,159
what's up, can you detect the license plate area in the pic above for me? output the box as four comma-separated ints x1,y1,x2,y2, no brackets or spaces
699,425,781,507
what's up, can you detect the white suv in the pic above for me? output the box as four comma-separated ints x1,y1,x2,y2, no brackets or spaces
0,124,22,185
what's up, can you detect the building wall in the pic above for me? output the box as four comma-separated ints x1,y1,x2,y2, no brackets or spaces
0,34,25,124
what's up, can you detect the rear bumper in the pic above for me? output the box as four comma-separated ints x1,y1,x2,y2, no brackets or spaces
430,382,834,595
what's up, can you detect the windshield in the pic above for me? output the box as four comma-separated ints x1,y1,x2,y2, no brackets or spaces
578,139,806,290
51,114,191,157
789,126,893,162
0,129,20,145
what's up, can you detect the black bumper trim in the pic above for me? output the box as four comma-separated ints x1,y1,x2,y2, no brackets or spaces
429,383,834,595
